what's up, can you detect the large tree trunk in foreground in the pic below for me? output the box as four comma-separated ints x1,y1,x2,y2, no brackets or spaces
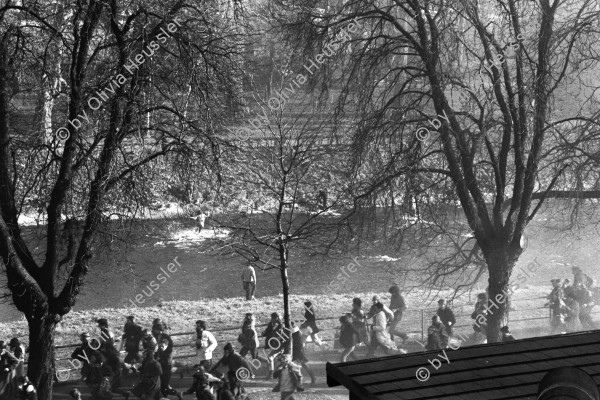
484,245,518,343
27,315,58,400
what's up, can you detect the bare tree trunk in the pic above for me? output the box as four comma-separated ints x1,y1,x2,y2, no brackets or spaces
27,315,58,400
484,246,517,343
279,243,292,354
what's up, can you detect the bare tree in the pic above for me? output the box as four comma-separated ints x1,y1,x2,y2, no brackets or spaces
272,0,600,342
208,83,350,350
0,0,245,397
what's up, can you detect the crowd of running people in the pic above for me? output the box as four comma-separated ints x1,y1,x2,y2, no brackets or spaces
0,269,596,400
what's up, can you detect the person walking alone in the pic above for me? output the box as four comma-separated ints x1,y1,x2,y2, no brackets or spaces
241,262,257,301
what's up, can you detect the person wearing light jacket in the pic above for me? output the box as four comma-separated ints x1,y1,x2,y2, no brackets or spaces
195,320,217,370
365,302,404,358
272,353,304,400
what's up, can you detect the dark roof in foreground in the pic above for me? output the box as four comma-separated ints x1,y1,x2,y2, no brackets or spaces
326,330,600,399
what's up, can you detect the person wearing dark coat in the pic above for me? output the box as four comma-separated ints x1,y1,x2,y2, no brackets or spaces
183,365,219,400
131,349,162,399
122,316,144,364
238,313,259,362
339,314,359,363
501,326,516,341
151,323,173,357
289,322,316,385
71,333,101,383
0,341,19,400
388,285,409,343
436,299,457,336
426,316,449,351
8,338,25,378
210,343,253,379
225,370,246,399
101,345,131,399
84,351,105,399
141,329,157,353
300,301,326,350
214,379,235,400
96,318,117,355
156,338,183,399
262,312,283,378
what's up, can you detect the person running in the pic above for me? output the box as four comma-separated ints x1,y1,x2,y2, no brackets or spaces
366,295,394,321
571,282,595,329
272,354,304,400
156,338,184,399
71,333,100,383
426,315,449,351
339,314,358,362
572,266,594,289
241,262,257,301
183,365,220,400
210,343,253,379
501,326,516,341
101,345,132,399
300,301,326,350
0,341,18,400
365,302,405,357
350,298,369,345
238,313,259,363
225,370,246,399
141,329,157,352
195,212,207,233
152,322,174,357
436,299,457,337
262,313,283,378
8,338,25,378
84,351,104,399
96,318,117,354
388,285,408,343
131,349,162,400
547,279,566,334
195,320,218,370
213,378,235,400
289,322,316,385
122,316,143,366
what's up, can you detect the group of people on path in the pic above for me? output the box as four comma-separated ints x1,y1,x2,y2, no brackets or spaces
546,266,596,333
71,316,183,400
68,307,323,400
337,286,411,362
